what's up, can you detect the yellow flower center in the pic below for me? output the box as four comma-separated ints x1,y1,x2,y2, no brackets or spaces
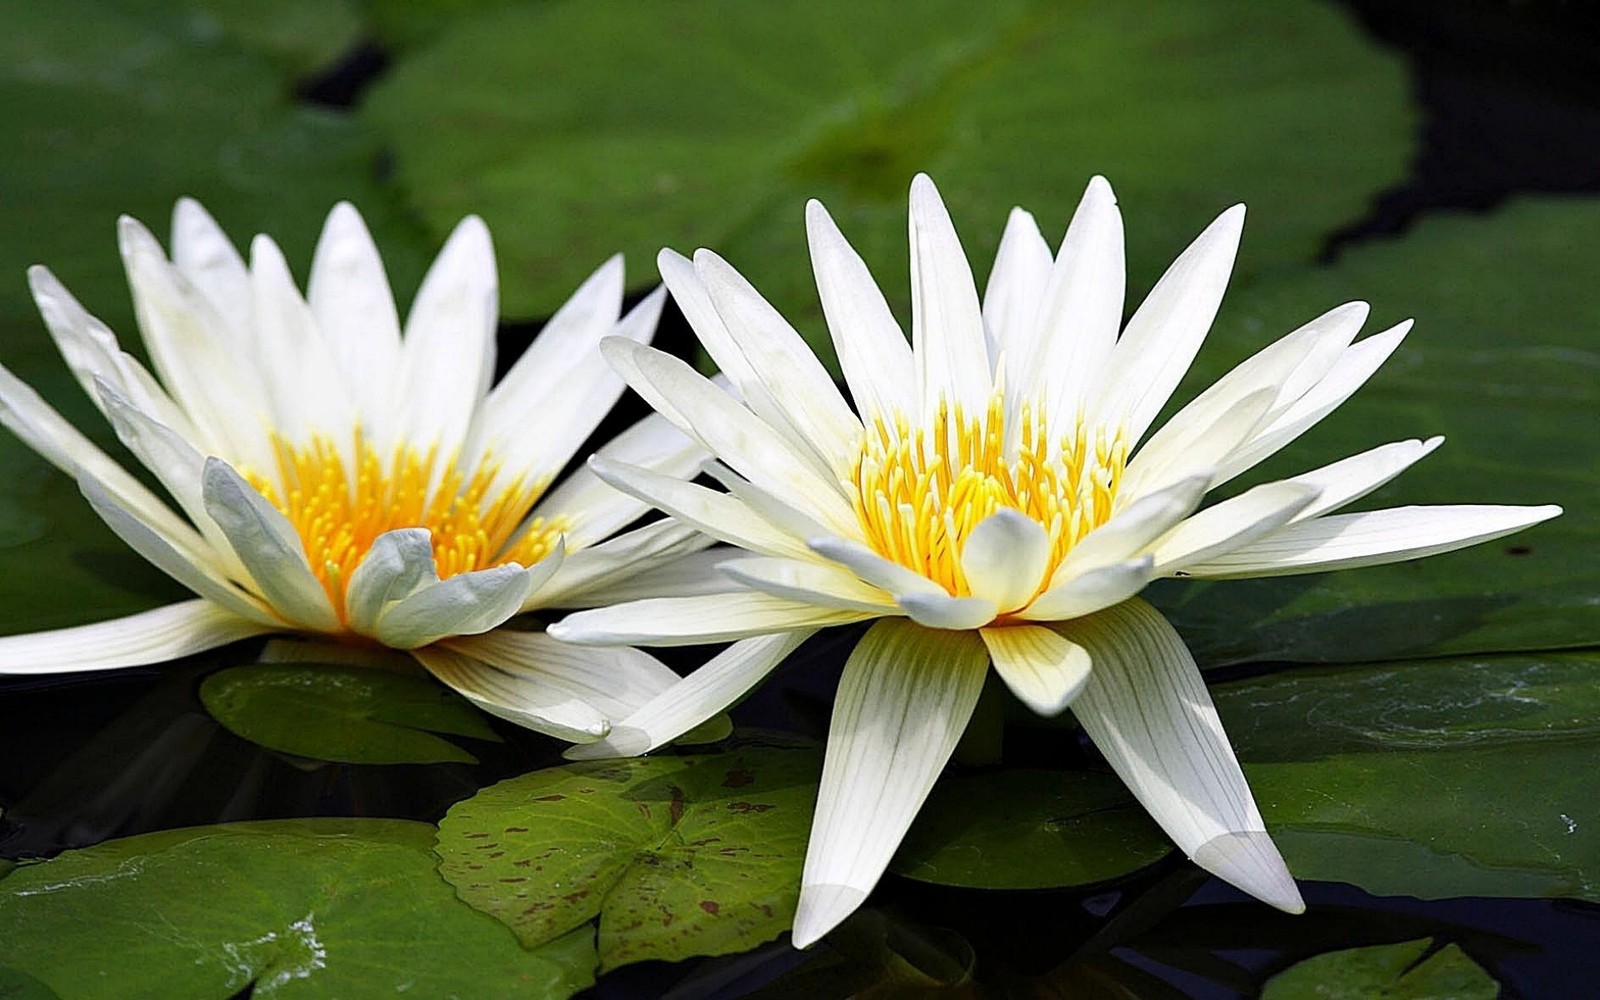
245,434,570,622
850,392,1126,598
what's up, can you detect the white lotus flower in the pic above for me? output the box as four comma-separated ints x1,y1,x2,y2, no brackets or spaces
0,201,792,744
549,174,1562,945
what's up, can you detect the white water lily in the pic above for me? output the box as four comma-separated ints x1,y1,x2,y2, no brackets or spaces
0,201,793,743
550,174,1562,945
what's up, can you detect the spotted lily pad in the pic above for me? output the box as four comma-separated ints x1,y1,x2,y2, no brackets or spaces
1261,938,1499,1000
198,663,502,764
0,819,597,999
435,744,821,969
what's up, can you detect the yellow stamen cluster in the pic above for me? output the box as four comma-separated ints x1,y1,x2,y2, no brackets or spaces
245,434,570,621
851,393,1125,599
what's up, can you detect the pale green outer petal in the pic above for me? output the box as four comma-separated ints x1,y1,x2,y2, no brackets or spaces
78,474,278,626
343,528,436,637
444,628,680,726
793,619,989,948
909,173,993,418
527,518,706,610
1060,598,1304,913
805,199,916,425
1037,175,1125,429
0,599,274,674
1179,503,1563,579
1150,482,1320,576
375,561,540,650
549,591,875,647
587,455,811,560
808,535,947,599
201,458,341,631
170,197,251,338
1054,475,1209,581
980,624,1090,717
959,508,1051,612
531,412,704,550
722,556,898,612
1279,436,1443,523
1119,387,1274,499
411,643,609,742
1088,204,1244,445
981,207,1051,370
1017,556,1154,622
307,202,403,424
564,630,813,760
896,592,998,630
392,215,496,458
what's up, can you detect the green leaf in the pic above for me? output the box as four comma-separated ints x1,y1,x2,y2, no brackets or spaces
0,819,597,999
1216,652,1600,902
890,770,1170,889
362,0,1408,346
199,663,501,764
1155,197,1600,663
1261,938,1499,1000
436,745,821,969
0,967,61,1000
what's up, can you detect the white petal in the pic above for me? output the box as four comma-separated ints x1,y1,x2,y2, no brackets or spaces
250,233,357,444
344,528,437,636
1018,556,1155,622
486,254,623,414
532,412,704,549
1038,176,1126,425
201,458,341,631
808,535,946,598
909,174,992,418
564,630,811,759
548,591,876,647
1090,205,1245,444
1055,476,1209,579
1180,503,1563,579
805,200,916,424
170,198,251,336
551,548,759,608
528,519,703,610
794,618,989,947
445,628,680,725
1282,436,1444,523
411,643,608,742
959,508,1050,613
981,207,1051,367
1060,599,1303,912
0,599,274,674
1217,320,1412,483
702,461,837,546
375,563,535,649
586,455,810,559
896,592,998,630
1120,387,1275,499
1151,482,1320,575
395,215,497,456
307,202,402,421
980,624,1090,716
723,557,897,612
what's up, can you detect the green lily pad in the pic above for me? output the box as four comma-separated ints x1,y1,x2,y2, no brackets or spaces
0,967,60,1000
890,770,1170,889
362,0,1408,345
0,819,597,999
1261,938,1499,1000
1218,652,1600,903
436,745,821,969
1156,197,1600,664
199,663,502,764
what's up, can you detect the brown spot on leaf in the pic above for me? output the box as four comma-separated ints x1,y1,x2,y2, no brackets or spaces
699,900,721,915
504,826,530,832
1506,544,1533,556
722,768,755,788
726,801,774,814
499,877,527,883
669,785,686,825
464,832,491,839
534,794,566,802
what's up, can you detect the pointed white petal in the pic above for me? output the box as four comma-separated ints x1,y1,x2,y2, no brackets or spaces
1181,503,1562,579
551,548,759,608
959,508,1050,613
487,254,623,411
548,591,876,647
307,202,402,421
1282,436,1444,523
586,455,810,559
1090,205,1245,444
344,528,437,636
980,624,1091,716
532,412,704,549
250,233,358,445
1055,476,1209,579
1151,482,1321,575
1060,599,1303,913
722,557,897,612
375,563,535,649
1120,387,1275,499
564,630,811,759
805,200,916,424
702,461,836,540
0,599,274,674
909,174,992,417
412,643,608,742
170,198,251,336
794,618,989,947
896,592,998,630
446,628,680,725
1019,557,1155,622
981,207,1052,367
528,519,704,610
1039,176,1126,425
808,535,946,598
201,458,341,631
395,215,497,456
